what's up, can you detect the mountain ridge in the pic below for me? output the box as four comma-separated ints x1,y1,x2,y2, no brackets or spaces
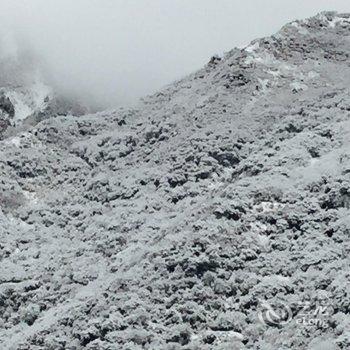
0,11,350,350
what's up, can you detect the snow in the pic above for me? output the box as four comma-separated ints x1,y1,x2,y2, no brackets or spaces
290,21,309,35
5,79,52,122
22,190,39,205
7,137,21,148
1,11,350,350
290,81,308,92
5,91,33,121
267,69,280,77
328,16,350,28
257,78,269,92
245,41,259,53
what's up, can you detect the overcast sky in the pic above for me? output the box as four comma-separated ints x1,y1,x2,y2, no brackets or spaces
1,0,350,108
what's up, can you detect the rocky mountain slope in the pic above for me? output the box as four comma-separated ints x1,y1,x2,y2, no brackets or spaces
1,11,350,350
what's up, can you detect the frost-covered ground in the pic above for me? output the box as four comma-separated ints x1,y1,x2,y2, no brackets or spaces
1,11,350,350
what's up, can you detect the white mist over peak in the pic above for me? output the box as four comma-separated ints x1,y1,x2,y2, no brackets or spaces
0,33,53,124
0,31,89,135
1,0,350,110
0,31,18,60
4,80,52,122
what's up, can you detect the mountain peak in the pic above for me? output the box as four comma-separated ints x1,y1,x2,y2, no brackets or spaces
1,13,350,350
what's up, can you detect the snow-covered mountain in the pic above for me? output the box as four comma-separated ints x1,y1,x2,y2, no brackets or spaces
1,12,350,350
0,41,87,138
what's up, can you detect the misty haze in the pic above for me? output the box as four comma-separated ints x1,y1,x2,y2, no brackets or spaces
1,1,350,350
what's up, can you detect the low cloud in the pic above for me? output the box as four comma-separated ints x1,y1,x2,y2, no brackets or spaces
1,0,350,109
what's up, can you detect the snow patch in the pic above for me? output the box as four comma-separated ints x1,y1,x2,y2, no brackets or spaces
5,79,52,122
253,201,284,213
290,81,308,92
22,190,39,205
290,21,309,35
310,158,320,166
267,69,280,77
245,49,280,67
245,41,259,54
328,16,350,28
7,137,21,148
196,94,217,108
307,71,319,79
257,78,269,92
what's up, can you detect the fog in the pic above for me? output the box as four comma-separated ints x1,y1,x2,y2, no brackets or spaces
1,0,350,109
